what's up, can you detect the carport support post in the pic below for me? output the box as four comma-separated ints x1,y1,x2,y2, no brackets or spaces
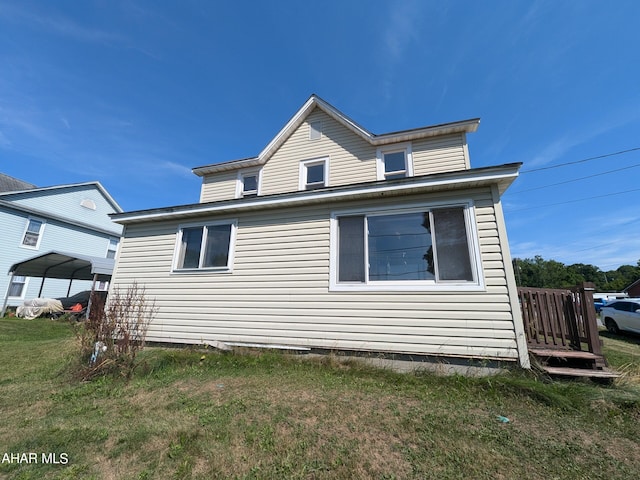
85,273,98,320
1,272,16,317
38,277,46,297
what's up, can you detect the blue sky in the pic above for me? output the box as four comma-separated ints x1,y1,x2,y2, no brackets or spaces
1,0,639,270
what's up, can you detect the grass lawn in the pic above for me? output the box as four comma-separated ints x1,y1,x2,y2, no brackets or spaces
1,317,640,479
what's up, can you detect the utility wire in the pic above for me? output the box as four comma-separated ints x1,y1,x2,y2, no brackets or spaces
506,187,640,212
510,162,640,194
570,218,640,253
520,147,640,173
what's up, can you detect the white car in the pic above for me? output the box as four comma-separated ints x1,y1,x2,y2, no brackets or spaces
601,299,640,335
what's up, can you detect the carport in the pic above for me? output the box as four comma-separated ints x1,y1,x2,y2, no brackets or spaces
1,251,114,317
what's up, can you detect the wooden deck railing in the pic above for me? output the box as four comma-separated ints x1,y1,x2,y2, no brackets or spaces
518,282,602,356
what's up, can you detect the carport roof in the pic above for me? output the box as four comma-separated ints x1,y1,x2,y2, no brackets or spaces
8,251,114,281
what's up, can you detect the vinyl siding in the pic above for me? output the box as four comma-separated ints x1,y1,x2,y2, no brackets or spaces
4,184,122,234
412,134,468,175
199,108,470,201
111,187,519,361
1,207,116,306
200,171,238,203
260,108,376,195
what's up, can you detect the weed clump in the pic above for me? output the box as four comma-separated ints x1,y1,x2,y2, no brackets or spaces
76,282,156,380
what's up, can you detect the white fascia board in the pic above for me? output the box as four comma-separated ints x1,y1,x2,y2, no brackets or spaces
0,199,123,237
0,181,123,213
192,157,262,177
190,95,480,177
257,95,374,162
112,164,521,225
371,119,480,145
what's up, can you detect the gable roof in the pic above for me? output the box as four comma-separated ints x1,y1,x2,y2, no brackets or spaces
623,278,640,293
0,173,37,193
0,181,123,213
192,94,480,176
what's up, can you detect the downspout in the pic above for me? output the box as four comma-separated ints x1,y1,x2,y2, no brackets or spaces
490,184,530,369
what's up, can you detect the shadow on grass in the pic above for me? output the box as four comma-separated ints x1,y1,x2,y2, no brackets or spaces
600,329,640,346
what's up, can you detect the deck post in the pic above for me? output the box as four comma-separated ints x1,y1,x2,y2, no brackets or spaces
574,282,602,356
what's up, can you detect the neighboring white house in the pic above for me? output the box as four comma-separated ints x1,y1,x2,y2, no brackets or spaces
0,174,123,308
109,95,530,368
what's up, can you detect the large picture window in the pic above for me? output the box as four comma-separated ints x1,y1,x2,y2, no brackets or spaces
174,221,236,271
332,205,480,290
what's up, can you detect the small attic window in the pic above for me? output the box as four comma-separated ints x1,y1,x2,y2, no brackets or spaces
80,199,97,210
309,121,322,140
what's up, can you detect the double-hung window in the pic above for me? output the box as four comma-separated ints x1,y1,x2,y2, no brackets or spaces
174,221,236,272
376,143,413,180
237,170,260,198
21,217,44,249
106,238,119,259
8,275,27,298
300,158,328,190
331,204,481,290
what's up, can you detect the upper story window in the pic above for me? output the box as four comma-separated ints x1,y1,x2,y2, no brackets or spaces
330,203,481,291
376,143,413,181
21,217,45,249
106,238,119,259
300,158,329,190
236,170,261,198
173,220,237,272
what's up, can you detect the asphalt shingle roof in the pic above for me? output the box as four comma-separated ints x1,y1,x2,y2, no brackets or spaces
0,173,37,193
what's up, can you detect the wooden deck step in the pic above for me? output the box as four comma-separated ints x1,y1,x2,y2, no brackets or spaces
542,366,620,379
529,348,601,360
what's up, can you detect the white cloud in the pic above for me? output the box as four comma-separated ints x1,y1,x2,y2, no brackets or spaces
528,102,640,167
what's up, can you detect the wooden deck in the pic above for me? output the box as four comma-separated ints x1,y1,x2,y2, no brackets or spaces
519,283,619,379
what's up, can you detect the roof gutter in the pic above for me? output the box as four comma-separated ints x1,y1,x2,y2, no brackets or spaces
112,163,521,225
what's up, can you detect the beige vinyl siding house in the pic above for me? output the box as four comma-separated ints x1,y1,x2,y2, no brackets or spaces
110,95,530,368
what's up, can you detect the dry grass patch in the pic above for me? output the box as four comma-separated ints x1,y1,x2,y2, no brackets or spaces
2,319,640,479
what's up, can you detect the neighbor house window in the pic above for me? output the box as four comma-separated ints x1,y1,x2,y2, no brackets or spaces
331,204,480,290
300,158,328,190
21,217,44,249
8,275,27,298
376,143,413,180
237,170,261,198
106,238,119,259
174,221,236,272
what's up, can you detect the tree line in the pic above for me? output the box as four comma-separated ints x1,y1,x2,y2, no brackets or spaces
512,256,640,291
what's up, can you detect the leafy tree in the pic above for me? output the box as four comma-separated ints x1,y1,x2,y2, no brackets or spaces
512,256,640,291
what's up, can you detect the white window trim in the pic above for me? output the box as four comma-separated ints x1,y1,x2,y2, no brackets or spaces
20,216,46,250
329,200,484,292
299,157,329,191
8,275,29,299
235,169,262,199
376,142,413,181
171,219,238,274
106,237,119,259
